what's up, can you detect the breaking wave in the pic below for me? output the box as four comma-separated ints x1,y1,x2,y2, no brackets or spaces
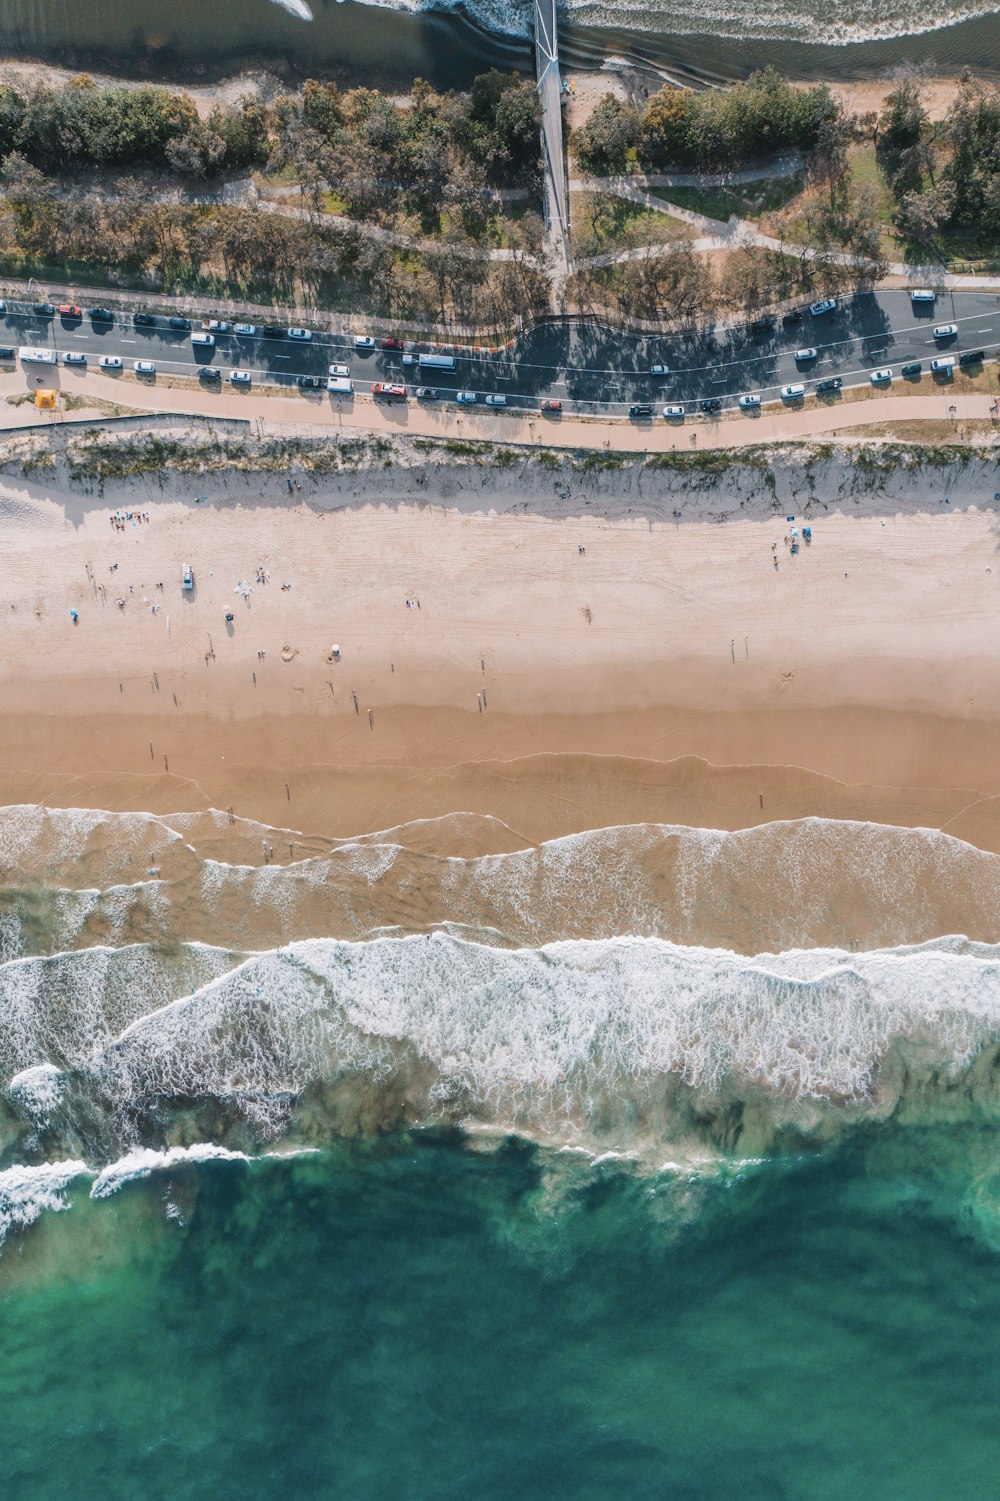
4,932,1000,1170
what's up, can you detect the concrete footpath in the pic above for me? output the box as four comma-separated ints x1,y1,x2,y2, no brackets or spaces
1,372,996,453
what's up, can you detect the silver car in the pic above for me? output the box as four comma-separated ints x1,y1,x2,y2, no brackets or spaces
230,369,252,385
457,391,478,404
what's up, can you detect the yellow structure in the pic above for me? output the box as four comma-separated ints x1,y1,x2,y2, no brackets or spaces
35,389,57,410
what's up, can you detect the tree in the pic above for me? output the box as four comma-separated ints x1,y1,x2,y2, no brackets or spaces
641,88,691,166
894,180,956,248
573,95,641,174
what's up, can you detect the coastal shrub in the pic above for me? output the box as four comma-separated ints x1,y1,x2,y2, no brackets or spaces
639,70,841,171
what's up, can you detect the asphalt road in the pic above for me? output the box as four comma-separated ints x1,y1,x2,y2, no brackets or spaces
4,288,1000,419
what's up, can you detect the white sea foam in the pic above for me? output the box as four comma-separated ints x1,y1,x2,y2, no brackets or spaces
1,933,988,1155
0,1160,88,1244
309,0,1000,47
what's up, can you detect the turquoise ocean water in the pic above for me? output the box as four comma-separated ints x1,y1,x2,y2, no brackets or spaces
4,1131,1000,1500
3,807,1000,1497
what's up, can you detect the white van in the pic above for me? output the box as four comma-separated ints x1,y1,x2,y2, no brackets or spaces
930,356,955,374
910,288,937,303
191,332,215,347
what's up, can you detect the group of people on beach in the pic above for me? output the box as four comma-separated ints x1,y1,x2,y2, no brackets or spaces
109,510,150,531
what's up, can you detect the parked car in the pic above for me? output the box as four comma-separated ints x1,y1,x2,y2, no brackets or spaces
88,307,113,321
700,397,723,413
750,315,776,333
199,367,222,381
133,312,156,327
910,288,937,303
540,398,561,412
191,332,215,347
182,564,194,591
203,320,231,332
933,323,958,339
663,404,685,418
133,360,156,376
372,381,407,399
781,383,805,400
98,355,122,371
0,345,14,359
0,301,7,316
262,325,284,339
809,298,837,317
380,336,404,350
63,351,86,366
782,309,803,324
484,393,506,406
287,327,312,340
650,364,670,376
930,356,955,374
58,303,81,318
416,387,439,400
230,370,252,385
297,374,324,389
456,390,478,404
869,367,893,384
738,393,761,409
794,347,818,361
353,335,376,349
901,362,922,377
959,349,985,366
168,316,191,330
233,323,257,337
815,376,842,393
629,404,654,418
329,363,351,378
32,303,55,316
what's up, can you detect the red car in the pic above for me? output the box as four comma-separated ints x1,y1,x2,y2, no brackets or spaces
372,382,407,399
540,398,562,413
380,336,404,351
58,304,81,318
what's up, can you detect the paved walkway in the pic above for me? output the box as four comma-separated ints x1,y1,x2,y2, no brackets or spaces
535,0,572,295
4,371,994,453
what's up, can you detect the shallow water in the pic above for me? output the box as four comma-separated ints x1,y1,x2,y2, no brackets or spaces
3,1133,1000,1500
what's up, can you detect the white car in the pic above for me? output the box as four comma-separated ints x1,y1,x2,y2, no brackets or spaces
809,298,837,317
63,351,86,366
233,323,257,337
485,393,507,406
203,320,230,333
133,360,156,376
662,404,685,418
738,393,761,410
794,347,817,361
869,368,893,384
98,355,122,371
353,335,376,349
329,363,351,378
910,288,936,303
457,391,478,404
780,383,805,400
650,364,670,377
933,323,958,339
287,327,312,341
230,369,252,385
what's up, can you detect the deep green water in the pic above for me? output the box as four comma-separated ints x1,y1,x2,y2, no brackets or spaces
3,1128,999,1501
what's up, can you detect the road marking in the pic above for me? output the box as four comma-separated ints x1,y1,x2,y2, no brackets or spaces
273,354,291,360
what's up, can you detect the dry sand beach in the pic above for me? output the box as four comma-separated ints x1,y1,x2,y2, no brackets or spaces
4,433,1000,934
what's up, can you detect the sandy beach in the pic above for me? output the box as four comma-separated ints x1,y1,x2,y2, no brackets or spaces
3,433,1000,860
